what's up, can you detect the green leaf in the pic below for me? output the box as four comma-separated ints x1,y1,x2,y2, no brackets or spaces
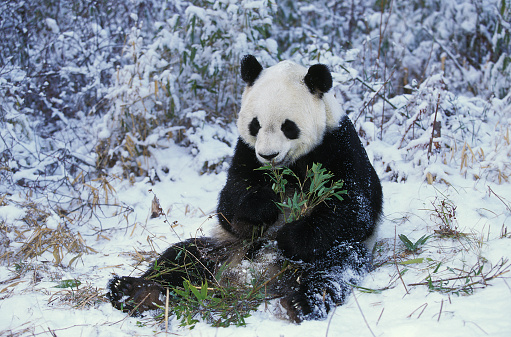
54,279,81,288
174,287,187,297
201,281,208,299
318,186,327,197
282,168,294,175
348,283,384,294
398,234,414,249
333,193,345,201
189,281,202,300
399,258,425,265
416,234,431,246
433,262,442,273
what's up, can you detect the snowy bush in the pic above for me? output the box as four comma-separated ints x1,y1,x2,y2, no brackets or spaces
97,0,279,176
3,0,508,181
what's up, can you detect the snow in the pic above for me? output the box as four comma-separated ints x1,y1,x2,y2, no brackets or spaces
45,18,60,34
1,0,510,336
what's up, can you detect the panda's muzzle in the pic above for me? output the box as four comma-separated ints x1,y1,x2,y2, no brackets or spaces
259,152,279,161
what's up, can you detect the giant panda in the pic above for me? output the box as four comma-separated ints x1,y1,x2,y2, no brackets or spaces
107,55,383,323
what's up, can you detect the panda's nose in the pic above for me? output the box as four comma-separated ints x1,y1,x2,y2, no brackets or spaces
259,152,279,161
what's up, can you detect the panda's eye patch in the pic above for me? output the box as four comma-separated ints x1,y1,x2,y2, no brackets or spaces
249,117,261,137
281,119,300,140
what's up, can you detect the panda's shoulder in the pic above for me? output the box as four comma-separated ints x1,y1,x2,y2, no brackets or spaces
336,115,356,133
320,115,355,144
309,115,366,164
330,115,363,146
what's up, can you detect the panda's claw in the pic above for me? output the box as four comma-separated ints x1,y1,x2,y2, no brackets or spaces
280,293,312,323
106,276,164,315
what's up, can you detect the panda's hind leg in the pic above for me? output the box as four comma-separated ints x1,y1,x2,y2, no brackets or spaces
107,237,219,315
281,242,371,323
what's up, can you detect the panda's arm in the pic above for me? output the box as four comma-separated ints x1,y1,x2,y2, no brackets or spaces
276,193,375,262
217,139,280,239
276,118,382,262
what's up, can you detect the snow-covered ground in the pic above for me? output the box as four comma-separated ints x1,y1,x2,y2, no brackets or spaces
1,119,510,336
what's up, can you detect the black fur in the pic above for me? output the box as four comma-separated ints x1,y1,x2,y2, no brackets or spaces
107,238,219,314
241,55,263,86
304,64,333,96
217,115,382,322
280,242,370,322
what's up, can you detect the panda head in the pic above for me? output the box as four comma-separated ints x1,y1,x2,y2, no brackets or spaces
237,55,343,166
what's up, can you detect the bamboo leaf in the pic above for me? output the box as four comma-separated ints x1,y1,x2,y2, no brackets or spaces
189,282,202,299
54,279,81,288
399,234,414,247
399,258,425,265
200,281,208,299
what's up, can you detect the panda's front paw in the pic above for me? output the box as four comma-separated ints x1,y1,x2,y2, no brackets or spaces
276,221,309,261
107,276,164,314
231,190,279,238
241,189,279,222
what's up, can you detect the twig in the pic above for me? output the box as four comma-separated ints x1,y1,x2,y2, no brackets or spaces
393,226,409,295
128,292,152,317
437,298,443,322
30,324,95,336
488,186,511,213
427,93,441,158
352,287,376,337
422,28,466,74
250,265,292,296
325,305,336,337
165,287,169,334
398,108,426,148
47,327,57,337
107,292,154,327
377,0,394,61
465,321,489,335
338,63,398,113
407,303,428,319
376,307,384,325
408,265,510,288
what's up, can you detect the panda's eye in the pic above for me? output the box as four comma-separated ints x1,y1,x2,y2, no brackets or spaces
249,117,261,137
281,119,300,140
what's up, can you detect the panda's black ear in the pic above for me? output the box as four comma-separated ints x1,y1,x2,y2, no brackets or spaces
241,55,263,86
304,64,332,96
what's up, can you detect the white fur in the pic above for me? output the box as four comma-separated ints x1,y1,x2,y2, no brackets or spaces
238,60,344,165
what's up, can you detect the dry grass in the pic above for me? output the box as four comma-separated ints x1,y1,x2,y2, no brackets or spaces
48,282,108,309
0,171,127,267
0,325,34,337
0,200,96,266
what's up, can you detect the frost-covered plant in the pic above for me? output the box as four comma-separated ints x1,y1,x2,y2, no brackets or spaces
0,0,151,129
99,0,279,176
357,0,511,98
